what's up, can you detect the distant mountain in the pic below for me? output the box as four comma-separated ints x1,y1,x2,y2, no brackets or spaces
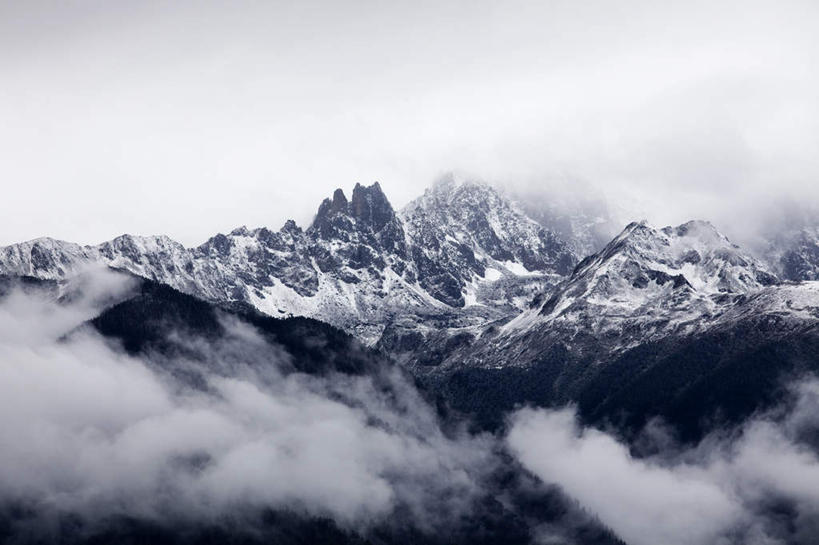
391,219,780,364
508,181,619,258
764,217,819,282
736,200,819,282
779,227,819,281
402,175,575,307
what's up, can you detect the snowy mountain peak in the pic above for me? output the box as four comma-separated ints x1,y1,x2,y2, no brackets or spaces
400,177,576,307
575,219,775,293
517,220,780,343
0,237,90,279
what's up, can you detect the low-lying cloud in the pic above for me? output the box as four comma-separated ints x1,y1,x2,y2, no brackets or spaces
508,382,819,545
5,269,819,544
0,270,494,540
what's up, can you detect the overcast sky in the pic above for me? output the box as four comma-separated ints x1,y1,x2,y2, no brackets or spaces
1,0,817,246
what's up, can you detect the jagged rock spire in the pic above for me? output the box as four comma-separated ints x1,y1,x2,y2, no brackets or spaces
350,182,395,232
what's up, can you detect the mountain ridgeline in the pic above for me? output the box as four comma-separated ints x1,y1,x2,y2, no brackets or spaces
0,177,586,344
1,178,818,440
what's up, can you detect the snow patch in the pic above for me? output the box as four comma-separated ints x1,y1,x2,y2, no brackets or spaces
502,261,537,276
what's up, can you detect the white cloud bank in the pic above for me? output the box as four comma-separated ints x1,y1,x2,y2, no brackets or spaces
4,269,819,544
0,270,493,537
508,383,819,545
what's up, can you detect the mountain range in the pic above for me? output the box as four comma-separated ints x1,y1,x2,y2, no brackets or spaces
3,177,817,437
0,176,587,344
2,175,816,350
2,177,819,544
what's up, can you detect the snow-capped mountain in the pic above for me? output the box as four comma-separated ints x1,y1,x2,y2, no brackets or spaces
401,175,576,307
0,179,578,344
515,219,780,341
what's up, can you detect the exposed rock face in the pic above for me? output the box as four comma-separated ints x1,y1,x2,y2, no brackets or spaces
308,182,409,281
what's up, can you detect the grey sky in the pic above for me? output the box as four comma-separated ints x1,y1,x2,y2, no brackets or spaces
1,0,817,245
